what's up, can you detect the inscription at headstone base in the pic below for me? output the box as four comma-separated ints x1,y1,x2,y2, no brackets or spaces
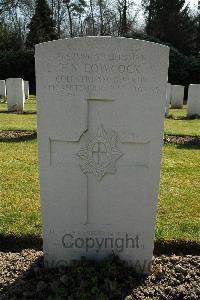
36,37,169,273
187,84,200,117
6,78,25,112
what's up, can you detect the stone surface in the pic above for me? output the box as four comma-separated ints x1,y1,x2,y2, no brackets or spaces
187,84,200,117
35,37,169,273
0,80,6,97
24,81,29,99
171,85,184,109
6,78,25,112
165,83,171,116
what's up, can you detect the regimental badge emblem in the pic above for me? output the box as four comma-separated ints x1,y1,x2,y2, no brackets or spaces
77,125,123,181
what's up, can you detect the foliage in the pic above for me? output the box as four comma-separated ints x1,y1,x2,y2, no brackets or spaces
26,0,57,48
128,31,200,86
141,0,195,55
0,21,24,51
168,47,190,85
0,50,35,91
0,31,200,92
188,55,200,84
63,0,87,37
0,0,19,14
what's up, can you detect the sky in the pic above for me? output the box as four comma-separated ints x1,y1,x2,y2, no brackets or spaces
189,0,199,8
134,0,198,9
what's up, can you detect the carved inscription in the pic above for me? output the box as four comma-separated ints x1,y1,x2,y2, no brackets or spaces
47,50,161,96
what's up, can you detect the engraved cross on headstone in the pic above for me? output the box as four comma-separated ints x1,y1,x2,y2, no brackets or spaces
50,97,150,225
92,142,107,165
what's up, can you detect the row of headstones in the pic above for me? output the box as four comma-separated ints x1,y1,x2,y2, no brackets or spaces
165,83,200,117
0,78,29,112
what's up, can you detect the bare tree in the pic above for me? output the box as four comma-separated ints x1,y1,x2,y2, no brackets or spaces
89,0,95,34
63,0,87,37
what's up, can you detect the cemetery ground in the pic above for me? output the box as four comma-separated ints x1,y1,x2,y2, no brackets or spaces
0,96,199,299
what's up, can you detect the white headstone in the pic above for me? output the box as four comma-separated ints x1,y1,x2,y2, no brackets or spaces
165,83,171,116
6,78,25,112
0,80,6,97
24,81,29,99
187,84,200,117
36,37,169,274
171,85,184,108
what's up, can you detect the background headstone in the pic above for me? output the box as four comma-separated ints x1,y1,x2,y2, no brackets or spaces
165,83,171,116
0,80,6,98
187,84,200,117
171,85,184,108
36,37,169,273
6,78,25,112
24,80,29,99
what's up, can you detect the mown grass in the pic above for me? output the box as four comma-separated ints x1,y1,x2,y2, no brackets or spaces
157,144,200,241
164,105,200,136
1,98,199,136
0,139,41,237
0,96,199,243
0,95,37,131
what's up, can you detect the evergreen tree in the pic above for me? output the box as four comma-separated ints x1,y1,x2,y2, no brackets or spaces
0,22,24,51
142,0,195,55
195,2,200,55
26,0,57,48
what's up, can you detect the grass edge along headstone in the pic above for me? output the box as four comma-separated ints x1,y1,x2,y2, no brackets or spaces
6,78,25,112
187,84,200,117
35,37,169,274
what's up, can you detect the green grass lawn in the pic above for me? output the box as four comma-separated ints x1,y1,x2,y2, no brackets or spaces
0,97,199,243
1,98,199,136
0,139,40,237
0,95,37,131
157,144,200,241
165,105,200,136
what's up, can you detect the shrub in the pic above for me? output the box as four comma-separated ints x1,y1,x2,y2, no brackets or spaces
0,50,35,92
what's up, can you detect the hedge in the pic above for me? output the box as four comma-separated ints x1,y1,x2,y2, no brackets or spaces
0,50,35,92
0,41,200,94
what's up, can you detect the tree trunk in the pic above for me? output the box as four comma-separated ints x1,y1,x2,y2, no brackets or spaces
57,0,61,38
99,0,104,35
89,0,95,35
67,4,73,37
121,0,127,35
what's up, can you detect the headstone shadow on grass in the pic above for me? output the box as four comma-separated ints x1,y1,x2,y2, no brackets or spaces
166,114,200,120
1,233,199,255
0,110,36,114
176,143,200,150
